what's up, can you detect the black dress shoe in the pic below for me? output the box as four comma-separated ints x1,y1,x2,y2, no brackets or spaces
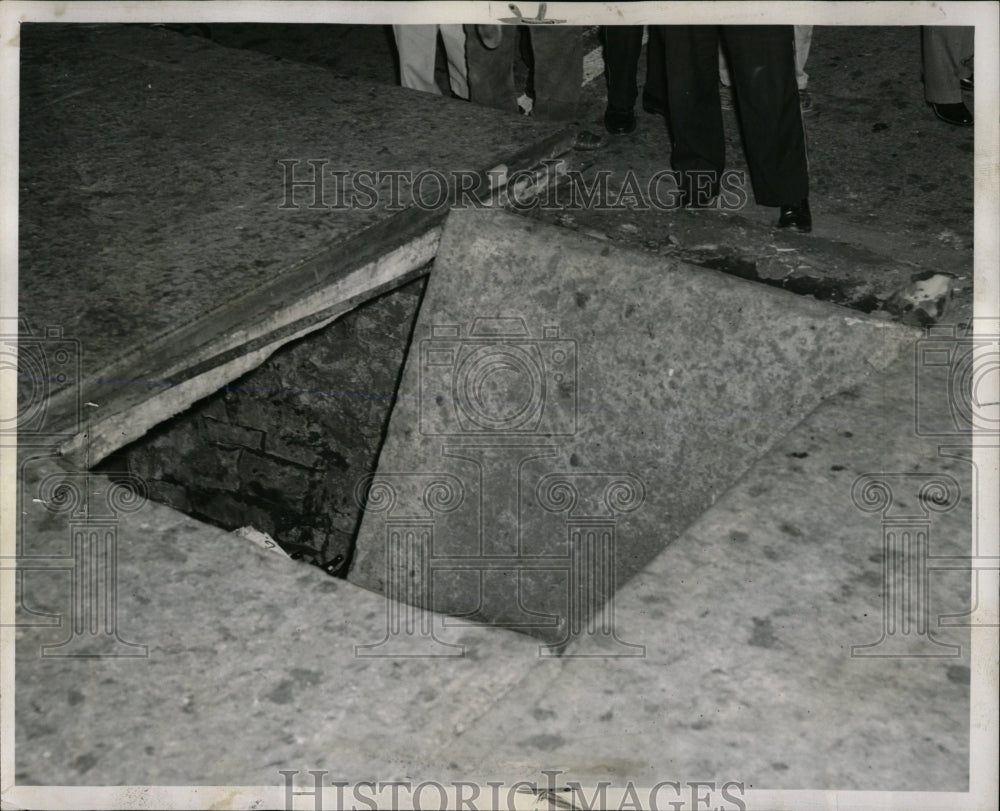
931,102,973,126
604,107,636,135
777,199,812,232
960,74,974,92
641,92,666,117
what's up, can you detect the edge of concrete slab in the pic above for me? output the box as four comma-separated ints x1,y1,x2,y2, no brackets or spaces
441,344,972,791
347,206,922,643
48,130,580,469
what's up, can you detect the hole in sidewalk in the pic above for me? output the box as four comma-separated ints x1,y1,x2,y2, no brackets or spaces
94,238,881,591
97,274,429,580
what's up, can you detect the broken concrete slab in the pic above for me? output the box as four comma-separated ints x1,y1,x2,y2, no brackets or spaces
12,337,976,791
17,24,575,460
348,208,918,645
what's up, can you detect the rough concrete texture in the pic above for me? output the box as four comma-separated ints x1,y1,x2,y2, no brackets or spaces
201,23,975,323
101,278,426,573
17,24,564,406
440,352,973,791
348,208,917,644
14,452,544,786
14,343,971,791
10,17,986,801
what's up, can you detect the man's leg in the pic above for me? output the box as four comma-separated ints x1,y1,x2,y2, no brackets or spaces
723,25,808,208
465,24,518,113
603,26,644,113
923,26,974,103
392,25,442,95
661,25,725,202
439,24,469,99
643,26,666,111
793,25,813,90
529,25,583,122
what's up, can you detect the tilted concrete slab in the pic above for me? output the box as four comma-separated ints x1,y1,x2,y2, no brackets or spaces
17,24,572,462
347,208,917,645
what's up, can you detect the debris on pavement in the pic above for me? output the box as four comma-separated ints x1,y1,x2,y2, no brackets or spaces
884,271,955,326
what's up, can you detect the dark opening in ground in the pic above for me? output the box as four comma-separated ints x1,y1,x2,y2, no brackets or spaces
98,275,428,579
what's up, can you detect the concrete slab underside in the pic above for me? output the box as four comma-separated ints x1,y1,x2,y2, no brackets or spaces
347,209,916,644
15,337,970,790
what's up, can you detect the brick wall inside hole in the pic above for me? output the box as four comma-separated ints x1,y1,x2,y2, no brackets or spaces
98,275,427,577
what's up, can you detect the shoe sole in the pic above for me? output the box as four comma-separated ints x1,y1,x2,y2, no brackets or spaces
930,104,973,126
932,110,973,126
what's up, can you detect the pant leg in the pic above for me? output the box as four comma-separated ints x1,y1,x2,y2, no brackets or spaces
660,25,725,188
719,45,731,87
923,26,974,103
644,25,666,104
464,24,518,113
392,25,442,95
794,25,813,90
439,24,469,98
529,25,583,122
603,25,644,112
723,25,808,206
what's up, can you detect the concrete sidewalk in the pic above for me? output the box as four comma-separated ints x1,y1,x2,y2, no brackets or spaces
14,328,970,791
207,22,976,320
8,18,985,804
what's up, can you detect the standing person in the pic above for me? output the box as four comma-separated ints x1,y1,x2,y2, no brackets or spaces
392,25,469,99
465,24,582,121
661,25,811,231
793,25,814,113
720,25,814,114
602,26,666,134
923,26,974,126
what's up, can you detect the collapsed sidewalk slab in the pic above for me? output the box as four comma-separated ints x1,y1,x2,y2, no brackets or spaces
17,24,574,465
347,208,917,645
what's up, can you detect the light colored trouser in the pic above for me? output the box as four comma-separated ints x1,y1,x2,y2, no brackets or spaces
392,25,469,99
923,26,974,103
720,25,812,90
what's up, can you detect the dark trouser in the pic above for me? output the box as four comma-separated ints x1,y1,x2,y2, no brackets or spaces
660,25,808,206
922,26,974,103
603,25,665,112
465,25,583,121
